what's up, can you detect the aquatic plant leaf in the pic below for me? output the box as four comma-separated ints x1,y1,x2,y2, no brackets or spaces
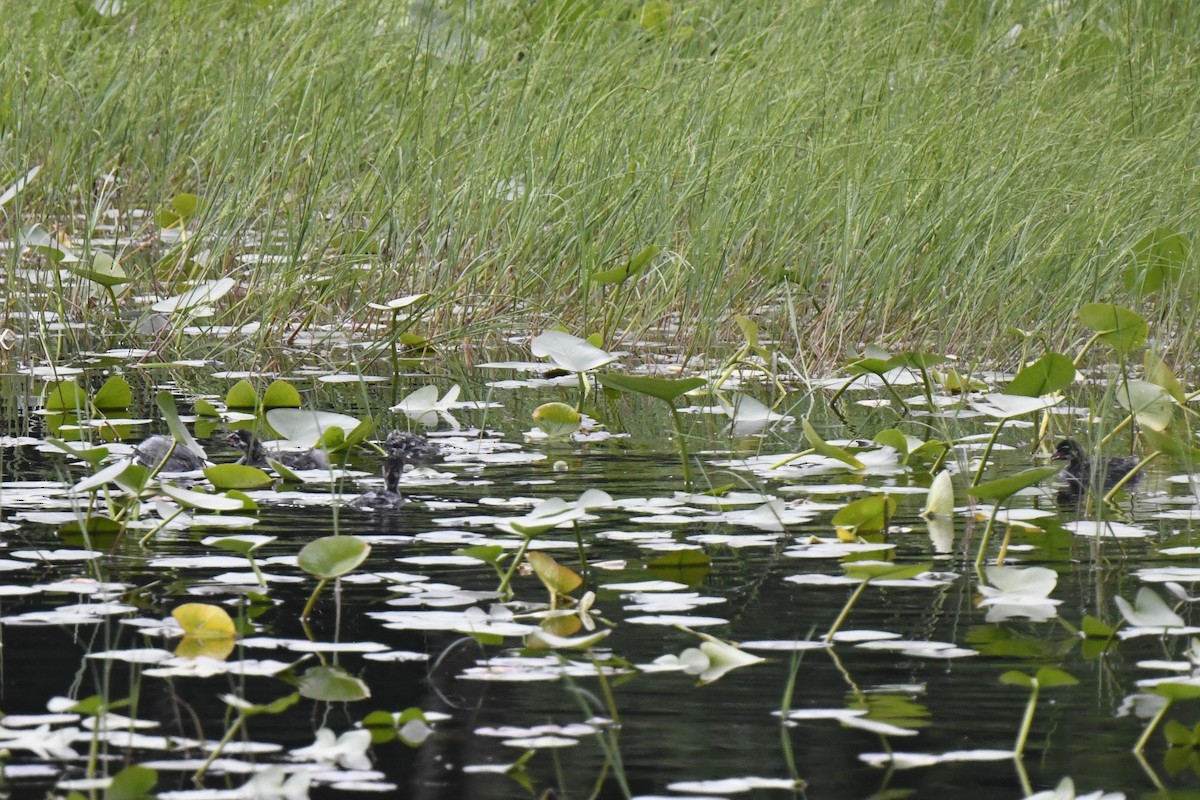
590,244,659,284
1141,424,1200,464
155,391,207,460
1080,615,1116,639
532,402,581,439
223,692,301,717
832,495,896,534
999,670,1034,688
1034,666,1078,688
454,545,505,566
151,277,234,314
107,764,157,800
843,561,931,581
527,628,612,650
969,392,1063,419
1006,353,1075,397
58,515,123,548
872,429,911,458
1163,719,1199,747
526,552,582,596
173,602,236,639
597,372,707,402
66,250,130,287
967,466,1063,501
45,380,87,412
93,376,132,410
938,367,987,393
72,458,137,493
922,471,954,518
1077,303,1148,353
204,464,274,490
266,457,303,483
47,437,109,466
298,536,370,579
262,380,302,410
802,418,865,469
297,666,370,702
1150,682,1200,702
266,408,361,448
1115,379,1173,431
1145,351,1188,405
225,380,258,410
19,222,77,262
1125,227,1190,296
367,292,429,311
193,398,220,417
1115,587,1184,628
530,330,616,372
156,192,199,227
205,534,273,557
0,164,40,207
337,415,376,453
159,483,246,512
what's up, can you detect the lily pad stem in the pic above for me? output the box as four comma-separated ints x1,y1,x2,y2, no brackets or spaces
194,713,246,782
1102,451,1160,504
1134,697,1172,753
497,537,535,598
823,580,869,643
971,419,1008,487
139,507,185,547
973,502,1003,571
301,577,329,620
668,404,693,488
1013,680,1039,757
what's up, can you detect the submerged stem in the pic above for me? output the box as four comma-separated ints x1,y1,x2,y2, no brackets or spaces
1134,697,1173,753
194,713,245,782
301,577,329,620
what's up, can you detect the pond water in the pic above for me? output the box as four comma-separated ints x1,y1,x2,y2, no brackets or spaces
0,360,1197,800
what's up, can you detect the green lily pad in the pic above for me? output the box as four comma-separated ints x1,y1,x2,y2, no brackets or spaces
843,562,931,581
832,495,896,534
1125,227,1190,297
262,379,302,410
1077,303,1148,354
45,380,88,412
1115,379,1174,432
66,251,130,287
1006,353,1075,397
527,552,582,596
204,463,274,490
802,418,865,470
160,483,246,512
532,402,581,439
590,244,659,284
298,535,370,579
967,466,1063,501
297,665,371,702
92,375,133,410
155,391,207,461
225,380,258,410
107,764,157,800
597,372,707,402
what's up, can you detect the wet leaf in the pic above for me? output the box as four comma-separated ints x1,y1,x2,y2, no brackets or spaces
297,665,370,702
527,552,582,596
298,536,370,579
597,372,706,402
843,562,931,582
45,380,87,412
107,764,157,800
532,402,581,439
1077,303,1148,354
92,376,133,410
205,463,274,490
531,330,616,372
832,495,896,534
266,408,362,448
225,380,258,410
802,418,865,469
262,379,302,409
1006,353,1075,397
1115,379,1174,431
160,483,246,512
967,466,1063,501
172,603,236,639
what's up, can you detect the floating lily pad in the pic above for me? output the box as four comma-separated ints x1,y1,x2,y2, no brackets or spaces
298,536,370,579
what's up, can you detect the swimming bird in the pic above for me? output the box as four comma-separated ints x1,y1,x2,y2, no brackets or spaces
383,430,442,465
347,444,408,511
133,435,208,472
224,429,329,471
1052,438,1141,491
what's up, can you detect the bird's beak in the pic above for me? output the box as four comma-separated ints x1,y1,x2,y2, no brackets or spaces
1051,451,1066,460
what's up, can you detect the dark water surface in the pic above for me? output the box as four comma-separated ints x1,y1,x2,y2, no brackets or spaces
1,370,1198,800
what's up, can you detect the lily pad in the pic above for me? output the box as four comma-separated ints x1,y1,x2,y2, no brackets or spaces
298,536,371,579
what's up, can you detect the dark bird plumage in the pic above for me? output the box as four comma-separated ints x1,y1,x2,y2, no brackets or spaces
1052,438,1141,491
383,430,441,465
348,444,408,511
224,429,329,471
133,435,208,472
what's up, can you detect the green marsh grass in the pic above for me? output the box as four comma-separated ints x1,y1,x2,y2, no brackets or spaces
3,1,1199,369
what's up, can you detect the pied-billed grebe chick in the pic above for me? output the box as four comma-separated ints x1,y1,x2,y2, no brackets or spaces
1052,438,1141,491
347,448,406,511
384,430,441,466
134,435,208,472
224,429,329,471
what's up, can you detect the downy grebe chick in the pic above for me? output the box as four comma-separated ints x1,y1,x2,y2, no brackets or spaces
133,435,207,472
1052,438,1141,491
224,429,329,471
347,447,407,510
383,430,441,466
